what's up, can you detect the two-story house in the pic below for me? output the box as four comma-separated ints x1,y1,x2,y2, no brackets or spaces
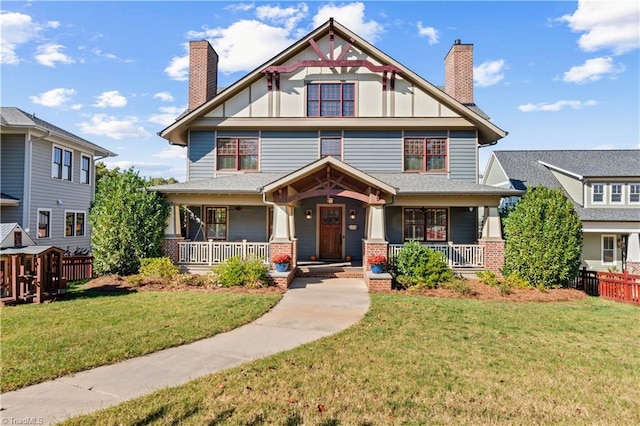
0,107,116,254
153,19,520,288
483,150,640,273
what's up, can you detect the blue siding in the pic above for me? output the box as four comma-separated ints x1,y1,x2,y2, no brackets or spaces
450,207,477,243
385,206,404,244
295,198,317,260
228,206,268,242
188,131,215,181
344,131,402,172
261,131,318,172
449,130,477,182
0,134,25,223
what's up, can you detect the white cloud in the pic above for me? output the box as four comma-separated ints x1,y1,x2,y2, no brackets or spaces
91,48,134,63
518,99,598,112
417,22,438,45
153,145,187,160
79,114,150,139
30,88,76,107
34,43,75,67
164,45,190,81
47,21,60,29
559,0,639,54
102,160,186,181
94,90,127,108
153,92,174,102
71,104,83,110
562,56,625,84
256,3,308,31
224,3,255,13
148,106,185,126
0,11,42,64
313,2,384,43
474,59,505,87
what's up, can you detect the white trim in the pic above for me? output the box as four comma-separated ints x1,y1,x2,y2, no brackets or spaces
628,183,640,204
591,182,605,204
582,222,640,233
609,183,623,204
64,210,86,238
80,153,92,185
601,234,616,266
36,208,52,239
537,160,583,180
52,144,73,182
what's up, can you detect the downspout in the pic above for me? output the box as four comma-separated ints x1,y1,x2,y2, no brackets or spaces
25,130,52,233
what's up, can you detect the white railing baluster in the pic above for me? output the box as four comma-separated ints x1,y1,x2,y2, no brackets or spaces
387,243,484,268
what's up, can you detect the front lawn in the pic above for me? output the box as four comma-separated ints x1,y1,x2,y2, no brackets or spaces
0,282,281,392
64,295,640,425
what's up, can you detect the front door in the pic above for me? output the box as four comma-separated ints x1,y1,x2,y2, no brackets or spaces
319,206,343,259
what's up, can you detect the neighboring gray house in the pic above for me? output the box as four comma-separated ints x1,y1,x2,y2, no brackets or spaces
152,18,520,289
483,150,640,273
0,107,116,254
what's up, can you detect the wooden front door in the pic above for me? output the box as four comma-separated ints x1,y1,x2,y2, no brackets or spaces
319,206,343,259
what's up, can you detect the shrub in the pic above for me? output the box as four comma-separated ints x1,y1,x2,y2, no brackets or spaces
503,186,582,288
441,277,474,295
213,256,269,288
138,257,180,279
393,241,455,289
503,274,533,290
476,270,499,287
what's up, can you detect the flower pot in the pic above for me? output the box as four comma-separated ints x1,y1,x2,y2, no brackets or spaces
275,263,289,272
371,264,383,274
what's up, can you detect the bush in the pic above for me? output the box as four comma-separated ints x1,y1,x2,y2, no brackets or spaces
476,270,533,296
440,277,474,295
392,241,455,289
138,257,180,279
213,256,268,288
503,186,582,288
476,270,499,287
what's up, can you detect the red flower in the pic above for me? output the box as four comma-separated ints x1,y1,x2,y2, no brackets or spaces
368,255,387,266
272,254,292,264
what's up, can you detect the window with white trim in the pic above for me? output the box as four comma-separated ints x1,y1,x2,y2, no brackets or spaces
610,184,622,203
592,183,604,203
65,211,85,237
601,235,616,265
205,207,227,240
320,138,342,160
403,208,448,242
52,146,73,181
629,184,640,203
37,209,51,238
81,155,91,184
307,83,355,117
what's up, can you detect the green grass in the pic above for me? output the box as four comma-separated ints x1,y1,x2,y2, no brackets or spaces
64,295,640,425
0,282,281,392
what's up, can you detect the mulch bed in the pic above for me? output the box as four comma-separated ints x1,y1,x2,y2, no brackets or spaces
82,275,586,302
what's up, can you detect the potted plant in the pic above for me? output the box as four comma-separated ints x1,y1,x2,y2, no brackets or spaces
272,254,292,272
368,255,387,274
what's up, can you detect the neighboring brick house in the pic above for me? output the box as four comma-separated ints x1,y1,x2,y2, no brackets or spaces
483,150,640,273
152,19,520,289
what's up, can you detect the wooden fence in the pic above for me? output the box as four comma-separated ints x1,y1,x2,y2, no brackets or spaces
597,271,640,306
62,256,94,281
568,267,599,296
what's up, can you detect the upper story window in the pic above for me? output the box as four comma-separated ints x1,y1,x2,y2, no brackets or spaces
217,138,258,171
320,138,342,160
205,207,227,240
65,211,85,237
37,209,51,238
592,183,604,203
404,138,447,172
52,146,72,181
629,184,640,203
307,83,355,117
404,208,448,242
610,184,623,203
81,155,91,184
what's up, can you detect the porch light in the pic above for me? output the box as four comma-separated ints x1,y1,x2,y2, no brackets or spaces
349,210,356,220
306,209,312,220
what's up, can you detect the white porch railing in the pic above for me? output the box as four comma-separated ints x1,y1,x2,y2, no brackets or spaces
178,240,270,265
388,243,484,268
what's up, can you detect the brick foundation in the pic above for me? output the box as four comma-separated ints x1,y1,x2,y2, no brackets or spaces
479,239,505,277
362,240,388,272
266,270,295,290
162,237,184,264
269,241,294,270
364,271,392,292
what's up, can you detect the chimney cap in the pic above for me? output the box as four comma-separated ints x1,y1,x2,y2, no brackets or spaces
454,39,461,45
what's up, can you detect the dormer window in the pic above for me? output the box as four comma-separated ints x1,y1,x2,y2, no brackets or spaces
307,83,354,117
592,184,604,203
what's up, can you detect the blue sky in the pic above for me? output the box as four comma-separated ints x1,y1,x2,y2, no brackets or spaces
1,1,638,182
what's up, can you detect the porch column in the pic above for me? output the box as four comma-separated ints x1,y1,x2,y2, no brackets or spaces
627,232,640,274
366,205,386,242
479,207,505,276
162,204,184,264
271,204,292,242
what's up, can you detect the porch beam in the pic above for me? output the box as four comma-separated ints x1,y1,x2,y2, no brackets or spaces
288,188,385,204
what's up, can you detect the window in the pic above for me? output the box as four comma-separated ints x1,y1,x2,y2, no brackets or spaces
602,235,616,265
630,184,640,203
81,155,91,184
52,146,73,181
37,209,51,238
592,183,604,203
14,231,22,247
404,138,447,172
403,208,448,242
205,207,227,240
217,138,258,171
65,211,85,237
307,83,355,117
320,138,342,160
610,184,622,203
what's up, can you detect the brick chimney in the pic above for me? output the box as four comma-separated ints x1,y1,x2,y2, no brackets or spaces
444,39,473,105
188,40,218,111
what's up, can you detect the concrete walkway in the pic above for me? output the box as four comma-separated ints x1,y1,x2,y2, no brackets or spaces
0,277,369,425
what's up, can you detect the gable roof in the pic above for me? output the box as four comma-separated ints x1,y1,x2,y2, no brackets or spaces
0,223,36,248
159,19,507,146
0,107,116,158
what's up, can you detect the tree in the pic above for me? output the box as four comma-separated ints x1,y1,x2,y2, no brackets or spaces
89,168,169,276
502,186,583,288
